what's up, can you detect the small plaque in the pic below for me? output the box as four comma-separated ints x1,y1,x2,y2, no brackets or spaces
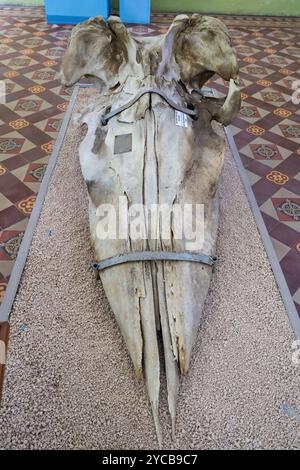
175,110,188,128
114,133,133,154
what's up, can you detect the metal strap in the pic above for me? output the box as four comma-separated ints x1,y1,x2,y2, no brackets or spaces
92,251,218,271
101,87,199,126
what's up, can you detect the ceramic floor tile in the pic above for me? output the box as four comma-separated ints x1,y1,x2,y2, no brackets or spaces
271,237,291,262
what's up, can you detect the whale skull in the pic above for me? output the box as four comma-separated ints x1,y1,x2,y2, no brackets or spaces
61,14,240,445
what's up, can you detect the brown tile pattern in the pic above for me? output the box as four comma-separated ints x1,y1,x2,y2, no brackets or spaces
204,16,300,317
0,6,300,318
0,6,73,303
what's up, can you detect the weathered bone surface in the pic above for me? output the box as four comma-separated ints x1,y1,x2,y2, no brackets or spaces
61,14,240,444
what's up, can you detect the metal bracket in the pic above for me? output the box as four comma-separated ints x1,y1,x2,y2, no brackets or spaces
92,251,218,272
101,87,199,126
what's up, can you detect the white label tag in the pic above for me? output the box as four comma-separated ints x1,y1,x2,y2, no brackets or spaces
175,110,188,128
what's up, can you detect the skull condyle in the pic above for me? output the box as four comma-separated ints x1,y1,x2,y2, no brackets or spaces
61,14,240,445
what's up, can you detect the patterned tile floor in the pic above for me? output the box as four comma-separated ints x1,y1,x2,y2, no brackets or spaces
0,6,299,318
0,5,73,306
209,15,300,318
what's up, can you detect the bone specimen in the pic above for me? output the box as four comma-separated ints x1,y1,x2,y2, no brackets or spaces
61,14,240,445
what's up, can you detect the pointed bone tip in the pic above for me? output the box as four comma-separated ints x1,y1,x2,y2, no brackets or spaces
156,428,163,449
229,77,240,92
152,404,163,448
171,417,176,441
214,78,241,126
155,422,163,449
134,367,143,382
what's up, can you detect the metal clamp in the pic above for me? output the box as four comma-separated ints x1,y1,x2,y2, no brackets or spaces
101,87,199,126
92,251,218,272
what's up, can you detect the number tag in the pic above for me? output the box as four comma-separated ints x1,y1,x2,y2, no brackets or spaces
175,110,188,128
